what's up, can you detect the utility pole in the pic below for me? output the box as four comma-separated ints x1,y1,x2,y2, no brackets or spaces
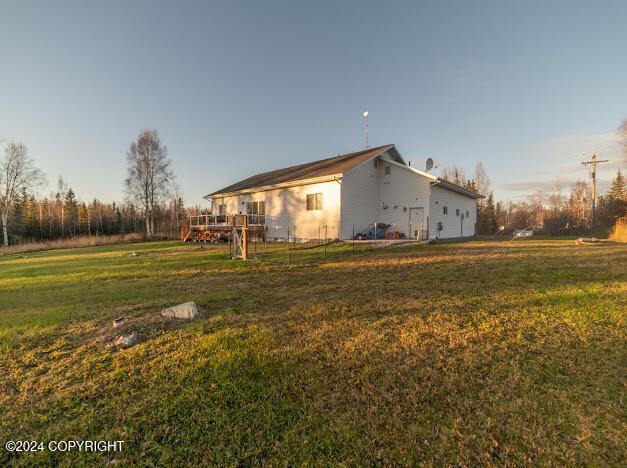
363,111,369,149
581,153,609,225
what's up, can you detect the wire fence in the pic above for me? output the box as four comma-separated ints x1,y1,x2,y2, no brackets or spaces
238,232,394,265
185,215,426,265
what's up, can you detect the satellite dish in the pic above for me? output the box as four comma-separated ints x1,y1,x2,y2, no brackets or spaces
425,157,434,172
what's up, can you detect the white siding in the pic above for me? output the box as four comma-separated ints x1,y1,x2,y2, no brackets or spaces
210,149,477,242
429,185,476,239
212,180,341,240
341,154,436,239
340,158,380,238
378,162,431,238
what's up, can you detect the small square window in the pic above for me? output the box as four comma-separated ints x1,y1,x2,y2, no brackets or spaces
384,165,391,175
456,208,460,216
466,210,469,217
443,206,448,215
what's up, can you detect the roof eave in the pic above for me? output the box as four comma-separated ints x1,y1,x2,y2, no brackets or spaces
430,179,484,199
387,144,406,165
385,159,438,180
205,173,343,199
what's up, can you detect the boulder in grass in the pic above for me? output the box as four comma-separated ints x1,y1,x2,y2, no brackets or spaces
161,301,198,320
115,333,138,349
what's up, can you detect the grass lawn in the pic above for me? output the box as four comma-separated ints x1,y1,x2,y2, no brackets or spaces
0,239,625,465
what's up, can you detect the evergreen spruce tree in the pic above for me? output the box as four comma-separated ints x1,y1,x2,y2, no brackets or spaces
114,204,123,234
607,169,625,200
479,192,497,234
596,170,627,232
495,201,504,233
64,188,78,237
77,202,89,235
23,192,38,240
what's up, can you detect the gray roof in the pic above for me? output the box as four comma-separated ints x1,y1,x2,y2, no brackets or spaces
432,178,484,199
207,145,398,197
207,144,482,199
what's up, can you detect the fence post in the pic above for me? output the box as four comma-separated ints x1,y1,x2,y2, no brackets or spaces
287,225,290,265
324,225,327,260
352,225,355,253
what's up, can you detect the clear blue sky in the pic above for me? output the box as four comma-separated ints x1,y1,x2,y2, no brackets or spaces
1,0,625,205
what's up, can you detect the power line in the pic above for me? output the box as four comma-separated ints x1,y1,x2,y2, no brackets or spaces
581,153,609,225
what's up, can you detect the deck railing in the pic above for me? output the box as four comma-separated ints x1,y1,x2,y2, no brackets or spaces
188,214,266,228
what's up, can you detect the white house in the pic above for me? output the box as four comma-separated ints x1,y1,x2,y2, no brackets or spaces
205,144,481,240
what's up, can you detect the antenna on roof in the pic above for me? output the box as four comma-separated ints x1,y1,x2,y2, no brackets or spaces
363,111,369,149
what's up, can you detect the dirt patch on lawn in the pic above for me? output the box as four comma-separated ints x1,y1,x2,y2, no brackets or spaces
91,308,209,349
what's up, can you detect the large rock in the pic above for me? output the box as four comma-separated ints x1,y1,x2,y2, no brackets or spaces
161,301,198,320
115,333,138,349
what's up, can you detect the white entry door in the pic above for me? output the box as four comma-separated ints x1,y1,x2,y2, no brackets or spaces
408,207,425,240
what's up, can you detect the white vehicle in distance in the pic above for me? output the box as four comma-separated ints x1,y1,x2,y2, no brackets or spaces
513,228,534,239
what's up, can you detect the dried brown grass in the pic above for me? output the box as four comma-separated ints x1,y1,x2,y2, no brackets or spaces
0,233,145,256
609,217,627,243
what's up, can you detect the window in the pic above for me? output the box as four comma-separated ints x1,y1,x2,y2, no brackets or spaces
466,210,470,218
246,201,265,215
443,206,448,215
306,193,323,211
456,208,460,216
246,201,265,224
218,204,226,215
384,165,391,175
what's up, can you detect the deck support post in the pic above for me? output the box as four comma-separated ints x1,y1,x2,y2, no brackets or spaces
241,216,248,260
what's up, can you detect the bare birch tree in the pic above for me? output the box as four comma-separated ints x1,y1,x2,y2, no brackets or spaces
472,162,491,197
0,142,45,246
171,182,184,227
125,129,173,239
440,165,466,186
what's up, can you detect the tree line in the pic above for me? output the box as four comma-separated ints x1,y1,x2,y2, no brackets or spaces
1,121,626,246
440,119,626,236
442,165,625,236
0,129,186,246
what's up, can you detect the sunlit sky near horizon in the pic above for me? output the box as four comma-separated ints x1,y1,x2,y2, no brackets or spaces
1,0,625,206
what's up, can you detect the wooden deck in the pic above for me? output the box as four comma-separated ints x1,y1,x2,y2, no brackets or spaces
183,214,266,242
